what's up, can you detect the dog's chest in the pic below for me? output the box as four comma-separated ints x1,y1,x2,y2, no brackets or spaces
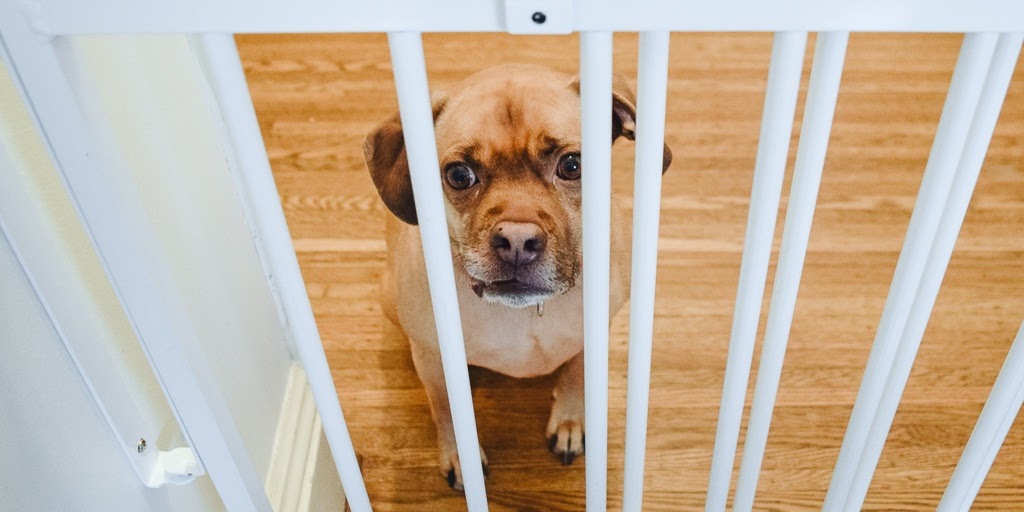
459,289,583,378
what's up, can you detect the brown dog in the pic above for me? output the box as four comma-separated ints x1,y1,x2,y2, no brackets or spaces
364,64,671,489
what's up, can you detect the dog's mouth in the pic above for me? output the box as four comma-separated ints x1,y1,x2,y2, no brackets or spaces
470,278,549,297
470,277,555,307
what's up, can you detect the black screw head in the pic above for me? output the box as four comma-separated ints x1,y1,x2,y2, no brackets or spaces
532,11,547,24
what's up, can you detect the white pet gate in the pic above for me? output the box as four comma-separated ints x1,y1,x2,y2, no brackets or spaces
2,1,1023,511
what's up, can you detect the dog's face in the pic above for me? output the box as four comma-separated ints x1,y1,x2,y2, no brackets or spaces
364,65,671,308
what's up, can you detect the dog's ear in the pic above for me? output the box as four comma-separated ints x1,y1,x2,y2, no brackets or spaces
569,75,673,173
362,96,448,225
609,74,638,143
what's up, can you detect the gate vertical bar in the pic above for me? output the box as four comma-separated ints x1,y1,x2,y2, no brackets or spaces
622,30,671,512
843,32,1022,511
938,320,1024,512
580,30,613,512
188,33,372,512
732,31,849,512
821,32,999,511
387,32,488,512
705,30,807,512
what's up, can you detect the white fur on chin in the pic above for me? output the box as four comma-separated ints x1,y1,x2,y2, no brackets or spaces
481,289,554,309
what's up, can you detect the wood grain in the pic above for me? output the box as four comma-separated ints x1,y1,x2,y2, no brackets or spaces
237,32,1024,511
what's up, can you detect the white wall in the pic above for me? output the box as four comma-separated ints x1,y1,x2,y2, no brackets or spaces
0,226,226,510
56,35,294,479
0,55,228,509
0,34,305,508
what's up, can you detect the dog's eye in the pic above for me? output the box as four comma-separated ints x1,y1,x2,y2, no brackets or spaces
556,153,582,181
444,163,477,190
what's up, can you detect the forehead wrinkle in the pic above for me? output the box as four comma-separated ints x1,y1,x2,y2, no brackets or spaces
439,141,480,167
502,96,524,128
479,129,562,182
445,126,576,181
439,86,578,174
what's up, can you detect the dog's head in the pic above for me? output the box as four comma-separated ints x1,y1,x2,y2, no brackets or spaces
364,64,671,308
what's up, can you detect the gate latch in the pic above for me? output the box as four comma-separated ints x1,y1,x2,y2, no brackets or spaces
140,445,204,488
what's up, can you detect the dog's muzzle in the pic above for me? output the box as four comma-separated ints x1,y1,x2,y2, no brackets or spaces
467,221,560,308
490,221,546,267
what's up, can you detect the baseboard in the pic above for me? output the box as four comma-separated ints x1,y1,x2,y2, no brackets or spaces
266,363,346,512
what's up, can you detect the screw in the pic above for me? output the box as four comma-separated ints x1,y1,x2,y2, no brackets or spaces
532,11,547,24
138,438,147,453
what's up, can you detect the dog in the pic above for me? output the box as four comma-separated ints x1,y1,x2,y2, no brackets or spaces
363,64,671,490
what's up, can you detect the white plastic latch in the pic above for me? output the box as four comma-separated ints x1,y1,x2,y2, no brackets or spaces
504,0,573,34
143,447,204,488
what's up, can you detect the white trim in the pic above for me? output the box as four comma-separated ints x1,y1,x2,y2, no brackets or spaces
266,364,347,512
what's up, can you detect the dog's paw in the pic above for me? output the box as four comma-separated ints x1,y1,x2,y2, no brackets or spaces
547,397,585,465
439,444,489,492
547,420,584,465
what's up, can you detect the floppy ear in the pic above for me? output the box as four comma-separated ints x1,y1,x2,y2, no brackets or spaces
569,75,673,173
362,96,448,225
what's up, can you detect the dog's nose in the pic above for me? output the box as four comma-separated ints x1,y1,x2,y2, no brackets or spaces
490,222,546,266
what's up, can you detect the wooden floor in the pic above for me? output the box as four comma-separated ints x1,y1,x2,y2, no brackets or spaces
237,33,1024,511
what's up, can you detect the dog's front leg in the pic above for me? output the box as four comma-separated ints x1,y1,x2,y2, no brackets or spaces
409,341,488,491
547,351,585,465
